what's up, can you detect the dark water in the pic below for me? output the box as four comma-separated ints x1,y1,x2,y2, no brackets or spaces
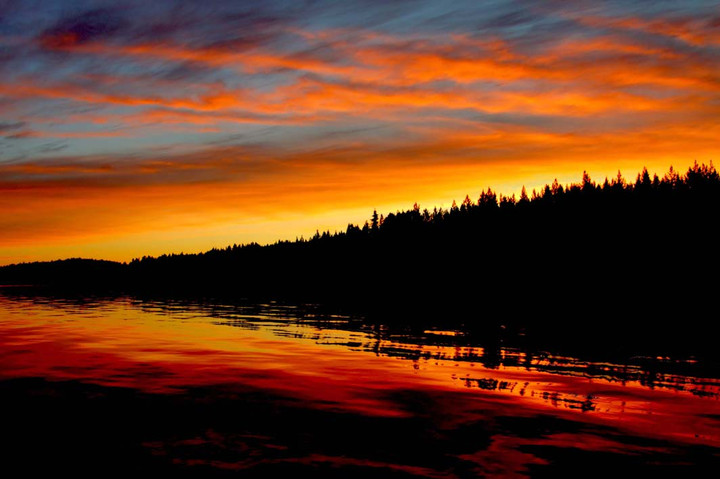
1,293,719,476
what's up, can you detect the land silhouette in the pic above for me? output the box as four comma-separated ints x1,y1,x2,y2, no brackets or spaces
3,162,719,356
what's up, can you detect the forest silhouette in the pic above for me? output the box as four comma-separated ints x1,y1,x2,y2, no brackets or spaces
2,162,719,355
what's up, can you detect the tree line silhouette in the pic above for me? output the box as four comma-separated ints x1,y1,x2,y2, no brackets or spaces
2,162,719,354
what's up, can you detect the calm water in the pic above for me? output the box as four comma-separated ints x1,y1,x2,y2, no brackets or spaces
1,292,719,475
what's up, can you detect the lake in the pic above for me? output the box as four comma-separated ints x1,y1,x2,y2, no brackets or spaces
1,292,719,476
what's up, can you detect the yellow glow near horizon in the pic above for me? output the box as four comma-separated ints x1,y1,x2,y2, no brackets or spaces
0,155,704,266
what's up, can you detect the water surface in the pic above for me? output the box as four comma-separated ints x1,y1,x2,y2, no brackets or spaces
1,293,719,475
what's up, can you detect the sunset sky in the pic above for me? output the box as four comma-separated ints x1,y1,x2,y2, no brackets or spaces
1,0,719,265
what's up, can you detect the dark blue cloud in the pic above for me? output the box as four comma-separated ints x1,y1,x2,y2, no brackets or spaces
39,7,125,48
0,121,25,132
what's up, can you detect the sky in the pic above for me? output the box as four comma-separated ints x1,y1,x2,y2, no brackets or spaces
1,0,719,265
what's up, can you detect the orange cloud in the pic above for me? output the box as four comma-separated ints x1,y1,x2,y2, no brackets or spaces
576,15,720,47
6,25,715,134
3,112,717,264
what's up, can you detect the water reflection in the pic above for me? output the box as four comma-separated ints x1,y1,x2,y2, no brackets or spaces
1,292,719,475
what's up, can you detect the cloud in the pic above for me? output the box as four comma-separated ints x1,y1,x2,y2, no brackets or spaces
574,13,720,47
39,8,125,49
8,24,716,128
0,121,25,133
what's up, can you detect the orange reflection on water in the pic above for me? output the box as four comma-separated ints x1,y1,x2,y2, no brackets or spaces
1,294,720,451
